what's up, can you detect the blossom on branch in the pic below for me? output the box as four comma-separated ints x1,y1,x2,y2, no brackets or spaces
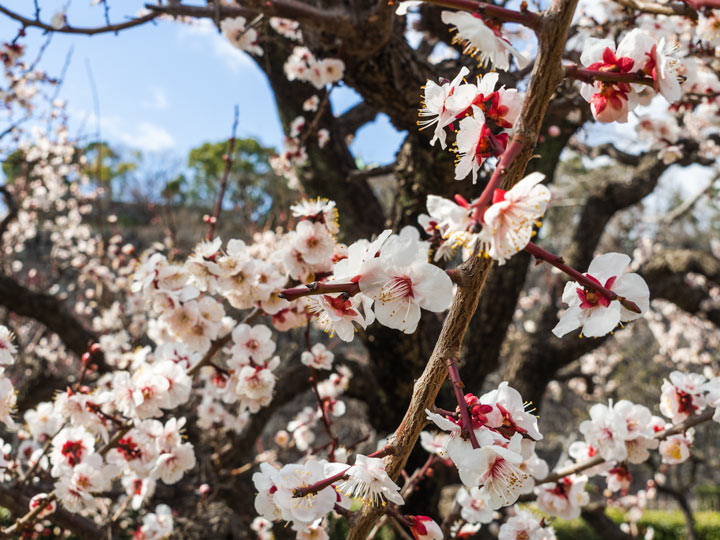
441,11,528,71
552,253,649,338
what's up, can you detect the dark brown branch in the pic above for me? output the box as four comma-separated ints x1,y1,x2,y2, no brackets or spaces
421,0,541,29
0,185,18,242
640,249,720,327
0,5,157,35
0,273,106,370
611,0,697,16
337,102,379,139
145,1,352,34
0,485,109,539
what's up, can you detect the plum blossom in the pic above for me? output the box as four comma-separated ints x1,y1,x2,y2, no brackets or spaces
441,11,528,71
220,16,263,56
0,377,16,427
579,38,636,123
134,504,174,540
552,253,650,338
230,324,276,366
535,475,590,520
498,508,557,540
301,343,334,370
0,326,16,365
659,371,707,424
418,67,472,149
409,515,443,540
479,381,542,441
358,227,453,333
659,429,693,464
456,486,494,524
332,454,404,505
579,402,629,462
451,431,530,509
55,454,117,512
454,106,505,183
477,172,550,265
271,459,336,527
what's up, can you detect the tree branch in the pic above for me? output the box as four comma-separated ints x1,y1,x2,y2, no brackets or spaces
0,273,105,369
145,1,352,34
0,5,157,35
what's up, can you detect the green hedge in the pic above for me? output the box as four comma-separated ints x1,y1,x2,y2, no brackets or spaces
554,510,720,540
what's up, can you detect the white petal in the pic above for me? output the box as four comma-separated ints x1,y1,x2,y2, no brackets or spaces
581,302,621,337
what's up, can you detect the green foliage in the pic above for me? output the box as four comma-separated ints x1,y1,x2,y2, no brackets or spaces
81,141,137,198
184,138,293,223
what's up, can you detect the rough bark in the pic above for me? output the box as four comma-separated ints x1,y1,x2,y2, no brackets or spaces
0,273,105,369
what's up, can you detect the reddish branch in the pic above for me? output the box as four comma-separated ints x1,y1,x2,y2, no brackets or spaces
292,444,397,498
206,105,240,241
420,0,541,30
279,281,360,301
470,137,526,222
564,64,655,88
144,1,351,34
445,357,480,449
524,241,642,314
0,5,157,35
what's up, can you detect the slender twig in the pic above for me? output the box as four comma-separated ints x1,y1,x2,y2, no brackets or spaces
206,105,239,240
470,137,526,222
420,0,541,29
0,5,158,35
538,409,715,484
278,281,360,301
292,445,397,498
445,357,480,449
564,64,655,88
524,241,642,314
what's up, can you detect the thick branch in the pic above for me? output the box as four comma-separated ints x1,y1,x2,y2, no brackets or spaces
0,273,105,369
145,1,351,34
419,0,541,29
640,249,720,326
337,102,379,139
611,0,697,16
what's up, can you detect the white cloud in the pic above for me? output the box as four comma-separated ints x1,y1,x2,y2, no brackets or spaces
176,19,255,72
73,109,176,152
114,121,175,152
142,87,169,110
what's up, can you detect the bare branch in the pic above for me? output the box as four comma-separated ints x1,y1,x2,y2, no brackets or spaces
144,1,352,34
538,409,715,484
0,5,158,35
612,0,697,16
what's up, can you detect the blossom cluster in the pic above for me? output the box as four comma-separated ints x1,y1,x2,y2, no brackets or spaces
419,69,523,182
426,382,545,510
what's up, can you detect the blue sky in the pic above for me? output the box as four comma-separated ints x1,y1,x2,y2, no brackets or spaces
1,0,404,165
